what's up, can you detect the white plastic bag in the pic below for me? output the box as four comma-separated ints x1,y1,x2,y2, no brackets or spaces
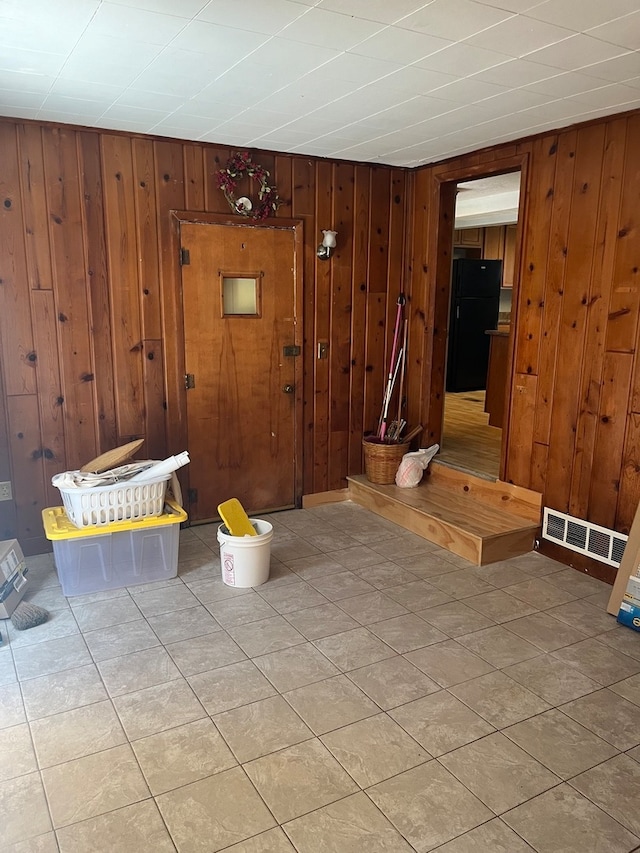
395,444,439,488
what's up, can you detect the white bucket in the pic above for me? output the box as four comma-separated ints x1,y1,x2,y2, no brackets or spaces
217,519,273,588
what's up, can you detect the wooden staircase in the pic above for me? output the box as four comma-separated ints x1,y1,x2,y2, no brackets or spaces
347,461,541,566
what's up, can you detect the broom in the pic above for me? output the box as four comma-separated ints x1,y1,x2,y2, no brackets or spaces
10,601,49,630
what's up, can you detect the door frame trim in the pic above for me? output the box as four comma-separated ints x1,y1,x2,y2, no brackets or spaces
423,152,530,481
165,211,305,513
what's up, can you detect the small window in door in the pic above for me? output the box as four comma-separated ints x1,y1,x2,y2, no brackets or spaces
221,273,262,317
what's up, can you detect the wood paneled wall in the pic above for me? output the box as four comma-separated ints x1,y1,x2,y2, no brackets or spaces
0,118,409,553
2,108,639,560
409,110,640,549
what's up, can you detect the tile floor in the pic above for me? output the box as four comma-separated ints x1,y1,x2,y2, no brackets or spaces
2,501,640,852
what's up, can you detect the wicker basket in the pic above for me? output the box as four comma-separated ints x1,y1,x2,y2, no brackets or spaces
362,437,409,485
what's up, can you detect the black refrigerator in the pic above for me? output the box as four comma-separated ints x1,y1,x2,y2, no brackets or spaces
446,258,502,393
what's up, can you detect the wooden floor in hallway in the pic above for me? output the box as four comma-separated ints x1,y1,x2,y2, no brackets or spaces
439,391,501,480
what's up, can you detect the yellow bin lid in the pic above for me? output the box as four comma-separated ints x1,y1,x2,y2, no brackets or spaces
42,499,187,540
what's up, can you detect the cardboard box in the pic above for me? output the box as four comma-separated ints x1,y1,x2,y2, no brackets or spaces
0,569,28,619
608,505,640,616
0,538,25,582
622,575,640,606
617,600,640,632
0,539,28,619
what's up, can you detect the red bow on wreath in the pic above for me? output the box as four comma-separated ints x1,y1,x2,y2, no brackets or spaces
216,152,282,221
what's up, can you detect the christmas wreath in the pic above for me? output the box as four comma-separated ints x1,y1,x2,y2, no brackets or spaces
216,151,281,221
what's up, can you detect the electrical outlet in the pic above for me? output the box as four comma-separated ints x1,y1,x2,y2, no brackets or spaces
0,481,12,501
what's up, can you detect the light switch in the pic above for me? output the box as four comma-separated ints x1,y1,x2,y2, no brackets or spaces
317,341,329,359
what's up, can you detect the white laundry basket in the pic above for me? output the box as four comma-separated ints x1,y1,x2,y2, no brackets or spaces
217,519,273,588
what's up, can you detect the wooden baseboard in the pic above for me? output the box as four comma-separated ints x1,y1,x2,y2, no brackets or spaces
537,539,615,585
302,489,349,508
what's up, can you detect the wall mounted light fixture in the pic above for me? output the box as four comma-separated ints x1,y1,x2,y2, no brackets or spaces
317,229,337,260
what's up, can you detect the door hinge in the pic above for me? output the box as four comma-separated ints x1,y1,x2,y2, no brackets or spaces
180,247,190,266
188,488,198,503
184,373,195,389
283,345,301,357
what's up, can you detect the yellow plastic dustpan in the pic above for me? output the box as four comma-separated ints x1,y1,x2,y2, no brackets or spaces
217,498,257,537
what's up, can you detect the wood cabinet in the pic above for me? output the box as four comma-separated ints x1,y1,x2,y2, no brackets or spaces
502,225,517,287
453,227,483,247
484,330,509,429
459,224,517,288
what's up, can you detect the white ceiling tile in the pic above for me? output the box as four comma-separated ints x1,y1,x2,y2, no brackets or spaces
109,0,207,13
0,14,87,52
411,104,489,135
525,0,640,32
151,114,220,134
475,87,551,117
308,53,401,84
375,65,458,95
471,58,558,87
99,103,170,122
49,79,124,100
0,71,56,95
429,77,508,104
227,107,289,126
289,141,355,156
587,12,640,51
466,16,575,56
215,61,298,93
416,43,512,76
196,0,308,35
85,3,189,44
351,26,452,64
280,114,348,134
516,97,585,123
0,105,41,119
250,36,340,70
59,36,162,84
1,0,99,20
130,63,214,99
247,127,319,144
36,108,101,123
580,53,640,82
567,82,640,108
309,126,379,144
0,47,67,76
169,20,268,57
0,89,46,108
115,88,186,110
400,0,514,41
623,76,640,90
523,70,615,98
473,0,542,11
317,0,433,26
92,116,162,132
197,129,253,144
278,7,383,50
40,94,110,118
251,88,329,114
524,34,630,69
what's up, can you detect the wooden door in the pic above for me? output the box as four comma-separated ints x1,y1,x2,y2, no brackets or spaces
180,221,301,521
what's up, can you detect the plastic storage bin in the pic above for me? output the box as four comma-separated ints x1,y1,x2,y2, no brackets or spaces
52,471,171,528
42,499,187,596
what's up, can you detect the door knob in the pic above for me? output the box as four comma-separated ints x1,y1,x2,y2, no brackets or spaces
282,384,295,394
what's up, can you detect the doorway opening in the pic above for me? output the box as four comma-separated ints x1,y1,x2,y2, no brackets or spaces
439,172,521,480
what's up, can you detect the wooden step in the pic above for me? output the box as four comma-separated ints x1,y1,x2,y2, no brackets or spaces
347,467,541,566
